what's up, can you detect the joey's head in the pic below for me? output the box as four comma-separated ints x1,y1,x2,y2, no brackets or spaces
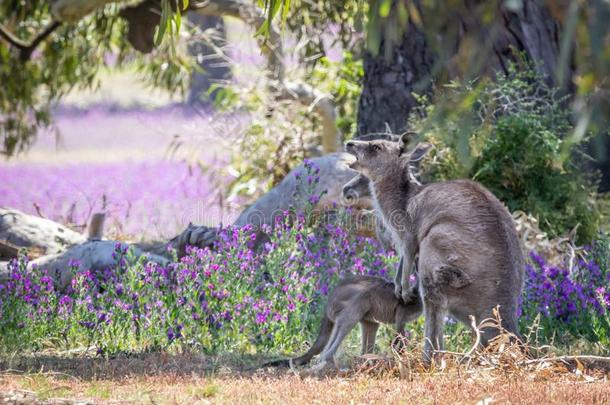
396,293,423,324
341,172,372,207
344,132,431,184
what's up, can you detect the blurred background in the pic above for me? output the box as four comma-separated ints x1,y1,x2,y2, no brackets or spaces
0,16,263,239
1,0,609,243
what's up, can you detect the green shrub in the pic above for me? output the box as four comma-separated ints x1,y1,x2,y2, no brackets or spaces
417,66,600,243
209,51,363,202
472,113,599,243
311,51,364,136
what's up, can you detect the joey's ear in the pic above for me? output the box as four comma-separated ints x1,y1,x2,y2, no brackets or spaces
409,142,432,163
398,131,417,155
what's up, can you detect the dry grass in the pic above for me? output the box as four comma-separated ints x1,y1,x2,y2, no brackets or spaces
1,319,608,404
1,349,609,405
3,371,610,405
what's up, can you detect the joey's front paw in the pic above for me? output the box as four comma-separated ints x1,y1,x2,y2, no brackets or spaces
401,287,418,304
401,290,412,304
394,284,403,300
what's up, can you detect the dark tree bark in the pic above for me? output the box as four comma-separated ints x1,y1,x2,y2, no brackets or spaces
356,19,434,135
356,0,573,136
120,1,160,53
496,0,572,90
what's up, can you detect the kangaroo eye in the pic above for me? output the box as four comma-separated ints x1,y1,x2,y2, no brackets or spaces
372,144,382,152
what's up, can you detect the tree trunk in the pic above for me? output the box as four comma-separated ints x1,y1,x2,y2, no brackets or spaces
495,0,572,90
357,19,434,135
186,12,232,106
356,0,572,136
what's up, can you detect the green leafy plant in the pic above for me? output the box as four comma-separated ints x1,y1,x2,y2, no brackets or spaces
311,51,364,136
213,51,363,201
417,66,600,243
0,1,192,156
471,113,599,243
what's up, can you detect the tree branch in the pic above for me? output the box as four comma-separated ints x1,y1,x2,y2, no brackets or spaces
0,25,28,48
191,0,341,152
0,21,61,61
190,0,284,84
50,0,116,23
29,0,341,151
280,82,341,153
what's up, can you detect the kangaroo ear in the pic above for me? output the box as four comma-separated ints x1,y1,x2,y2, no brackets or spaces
409,142,432,163
398,131,417,155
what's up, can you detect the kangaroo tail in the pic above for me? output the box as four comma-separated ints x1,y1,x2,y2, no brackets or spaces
261,359,291,368
262,313,333,369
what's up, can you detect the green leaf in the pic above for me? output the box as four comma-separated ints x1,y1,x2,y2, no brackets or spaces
258,0,288,36
174,6,182,32
267,0,281,29
154,0,170,46
366,8,380,55
271,0,282,17
281,0,292,27
255,19,270,37
378,0,392,18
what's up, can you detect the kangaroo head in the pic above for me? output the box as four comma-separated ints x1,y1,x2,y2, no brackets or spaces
341,133,402,206
345,132,431,184
396,294,423,324
341,173,372,206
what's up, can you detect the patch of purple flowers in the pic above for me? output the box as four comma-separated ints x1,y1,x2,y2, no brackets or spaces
0,208,398,353
521,250,610,343
2,216,607,354
0,157,607,352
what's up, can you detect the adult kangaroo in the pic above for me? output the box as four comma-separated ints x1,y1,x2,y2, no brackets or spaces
345,133,524,362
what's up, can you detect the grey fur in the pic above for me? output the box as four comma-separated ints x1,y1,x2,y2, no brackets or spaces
345,135,525,363
269,275,422,371
342,174,393,250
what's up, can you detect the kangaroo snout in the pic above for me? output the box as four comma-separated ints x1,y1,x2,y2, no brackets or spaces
345,140,366,156
341,182,352,196
345,141,357,154
341,182,360,206
341,173,372,207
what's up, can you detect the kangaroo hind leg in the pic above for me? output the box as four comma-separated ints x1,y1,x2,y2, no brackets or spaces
291,314,334,367
308,310,361,374
360,321,380,355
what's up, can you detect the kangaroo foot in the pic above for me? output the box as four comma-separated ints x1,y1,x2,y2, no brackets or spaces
300,360,336,377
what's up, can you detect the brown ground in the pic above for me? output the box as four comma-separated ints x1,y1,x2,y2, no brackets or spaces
1,352,608,404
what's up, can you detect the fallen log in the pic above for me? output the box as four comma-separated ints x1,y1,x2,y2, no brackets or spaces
0,211,168,291
169,136,408,254
28,240,170,291
0,152,375,285
0,240,20,260
0,208,85,255
0,239,170,292
169,152,367,254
